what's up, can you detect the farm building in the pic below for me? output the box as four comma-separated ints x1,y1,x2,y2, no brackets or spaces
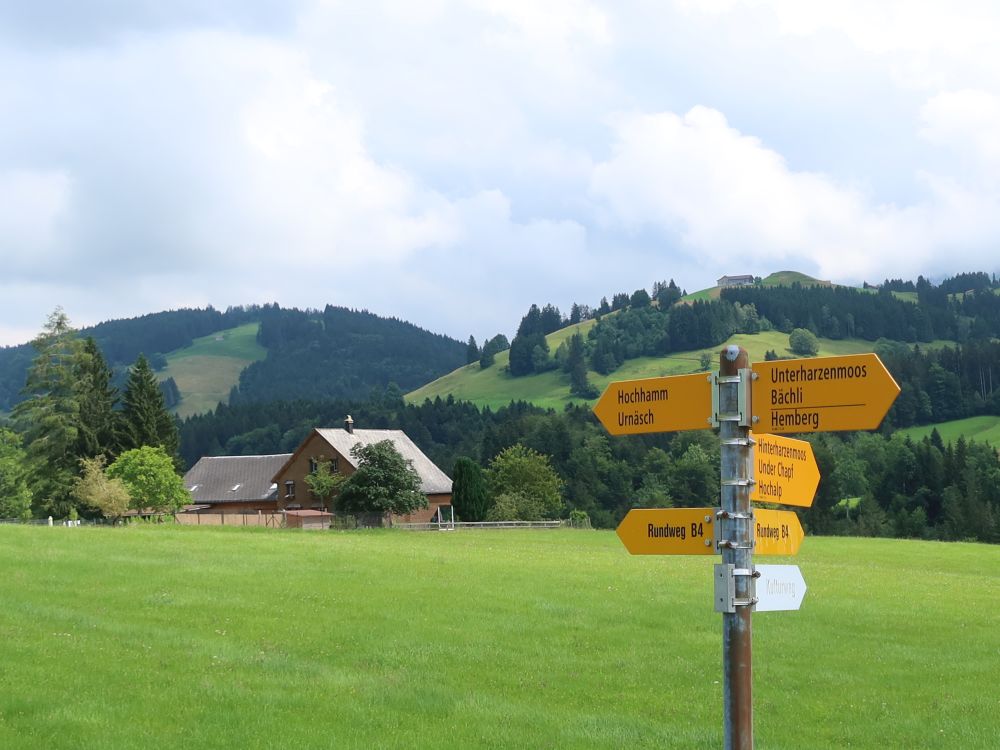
182,454,292,513
717,274,755,288
181,418,452,525
271,417,453,524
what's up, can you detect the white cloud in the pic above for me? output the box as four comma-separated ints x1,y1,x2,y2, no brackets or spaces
920,90,1000,168
3,1,1000,348
591,106,1000,283
673,0,1000,89
0,168,72,273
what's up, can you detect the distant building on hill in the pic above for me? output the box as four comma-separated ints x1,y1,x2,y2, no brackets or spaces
717,274,755,288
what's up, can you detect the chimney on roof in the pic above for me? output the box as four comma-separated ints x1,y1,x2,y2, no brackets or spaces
344,415,354,434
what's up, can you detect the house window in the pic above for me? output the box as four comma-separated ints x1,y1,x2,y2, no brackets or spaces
309,456,340,474
284,480,295,499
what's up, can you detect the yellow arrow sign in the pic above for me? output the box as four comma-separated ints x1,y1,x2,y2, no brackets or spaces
616,508,717,555
750,433,819,508
754,508,804,556
594,373,711,436
751,353,900,434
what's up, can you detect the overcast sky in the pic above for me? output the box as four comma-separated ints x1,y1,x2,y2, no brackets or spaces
3,1,1000,347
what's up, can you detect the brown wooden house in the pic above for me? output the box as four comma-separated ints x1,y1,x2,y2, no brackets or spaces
271,417,453,524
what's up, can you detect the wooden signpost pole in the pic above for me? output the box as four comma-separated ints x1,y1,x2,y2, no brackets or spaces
717,345,754,750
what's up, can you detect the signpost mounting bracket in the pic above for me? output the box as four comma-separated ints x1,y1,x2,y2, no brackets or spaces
710,369,753,428
714,564,759,613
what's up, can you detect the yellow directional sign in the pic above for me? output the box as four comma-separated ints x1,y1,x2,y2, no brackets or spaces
616,508,717,555
754,508,804,556
594,373,711,436
750,433,819,508
752,353,900,434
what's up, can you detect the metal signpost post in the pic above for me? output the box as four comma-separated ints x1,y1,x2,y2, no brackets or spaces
714,345,754,750
594,345,899,749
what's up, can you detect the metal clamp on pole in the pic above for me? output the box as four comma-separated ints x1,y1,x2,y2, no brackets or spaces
717,509,754,520
714,564,761,613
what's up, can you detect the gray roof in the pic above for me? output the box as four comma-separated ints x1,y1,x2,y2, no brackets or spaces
314,428,453,495
183,454,293,504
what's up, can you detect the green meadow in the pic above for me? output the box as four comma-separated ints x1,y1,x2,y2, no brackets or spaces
1,526,997,749
898,415,1000,447
158,323,266,418
407,328,877,411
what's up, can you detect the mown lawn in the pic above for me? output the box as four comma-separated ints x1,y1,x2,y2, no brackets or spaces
0,526,997,749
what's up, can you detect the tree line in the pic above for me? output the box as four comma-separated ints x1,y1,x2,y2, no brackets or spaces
494,272,1000,388
176,388,1000,542
0,302,469,414
0,310,184,520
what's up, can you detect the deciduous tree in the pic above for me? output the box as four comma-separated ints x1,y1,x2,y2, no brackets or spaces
335,440,426,516
486,444,562,519
789,328,819,356
74,455,131,521
304,458,346,510
107,446,188,514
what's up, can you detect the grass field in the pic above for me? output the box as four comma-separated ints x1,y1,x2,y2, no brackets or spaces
898,415,1000,447
0,526,996,749
407,328,877,411
159,323,266,418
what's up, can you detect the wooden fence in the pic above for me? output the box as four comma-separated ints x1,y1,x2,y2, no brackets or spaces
175,512,284,527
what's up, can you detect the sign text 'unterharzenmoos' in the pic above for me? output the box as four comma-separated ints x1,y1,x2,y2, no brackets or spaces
751,353,900,434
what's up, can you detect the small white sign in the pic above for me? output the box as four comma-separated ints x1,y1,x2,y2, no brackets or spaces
754,565,807,612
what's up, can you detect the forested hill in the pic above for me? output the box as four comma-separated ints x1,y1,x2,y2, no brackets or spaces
231,305,467,403
0,307,245,411
0,304,466,411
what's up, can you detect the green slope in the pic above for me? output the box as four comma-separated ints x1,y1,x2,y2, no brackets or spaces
407,327,877,410
159,323,266,418
897,415,1000,447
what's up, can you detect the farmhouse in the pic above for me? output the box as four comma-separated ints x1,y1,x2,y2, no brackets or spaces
183,453,292,513
271,417,453,524
717,274,755,288
181,417,453,525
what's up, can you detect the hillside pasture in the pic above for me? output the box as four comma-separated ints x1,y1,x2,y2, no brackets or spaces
408,327,878,411
159,323,266,418
0,526,996,749
898,415,1000,447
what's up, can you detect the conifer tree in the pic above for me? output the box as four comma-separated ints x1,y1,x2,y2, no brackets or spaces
75,337,121,460
566,333,597,398
0,429,32,519
12,308,85,517
466,335,480,364
452,457,490,521
120,354,180,461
